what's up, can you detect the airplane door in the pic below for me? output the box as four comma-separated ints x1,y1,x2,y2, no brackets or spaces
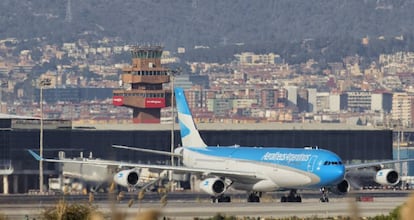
307,155,318,172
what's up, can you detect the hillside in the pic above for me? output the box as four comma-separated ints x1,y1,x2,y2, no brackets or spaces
0,0,413,47
2,0,414,64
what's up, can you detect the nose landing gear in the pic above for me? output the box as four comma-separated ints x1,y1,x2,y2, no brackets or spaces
320,187,329,202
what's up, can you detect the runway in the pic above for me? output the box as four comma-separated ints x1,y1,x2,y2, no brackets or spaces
0,192,411,219
121,197,407,219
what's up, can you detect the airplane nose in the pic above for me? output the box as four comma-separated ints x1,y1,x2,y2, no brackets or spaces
334,165,346,181
319,164,346,186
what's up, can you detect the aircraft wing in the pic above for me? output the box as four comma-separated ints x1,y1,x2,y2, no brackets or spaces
345,158,414,170
111,145,182,157
28,149,256,178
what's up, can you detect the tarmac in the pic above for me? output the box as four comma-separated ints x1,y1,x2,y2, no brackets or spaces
0,191,411,219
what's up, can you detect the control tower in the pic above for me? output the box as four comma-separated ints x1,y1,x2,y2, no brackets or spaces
113,45,172,123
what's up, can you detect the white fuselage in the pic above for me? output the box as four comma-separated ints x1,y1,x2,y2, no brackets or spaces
182,148,321,191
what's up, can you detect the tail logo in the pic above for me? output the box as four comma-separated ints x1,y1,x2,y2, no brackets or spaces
178,118,191,138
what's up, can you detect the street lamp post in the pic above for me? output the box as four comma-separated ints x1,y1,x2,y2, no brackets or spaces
39,78,51,193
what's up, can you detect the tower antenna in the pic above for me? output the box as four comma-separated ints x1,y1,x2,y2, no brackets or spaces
65,0,72,23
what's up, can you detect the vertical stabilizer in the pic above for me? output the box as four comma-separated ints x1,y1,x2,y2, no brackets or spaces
175,87,207,147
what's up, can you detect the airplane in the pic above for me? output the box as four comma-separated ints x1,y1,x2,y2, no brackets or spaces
58,157,164,193
29,87,412,203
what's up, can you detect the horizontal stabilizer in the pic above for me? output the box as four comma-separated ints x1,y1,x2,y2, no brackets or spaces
112,145,182,157
28,149,43,161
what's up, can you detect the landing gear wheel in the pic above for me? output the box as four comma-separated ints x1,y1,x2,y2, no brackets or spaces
211,195,231,203
320,197,329,203
280,189,302,203
220,195,231,203
247,193,260,203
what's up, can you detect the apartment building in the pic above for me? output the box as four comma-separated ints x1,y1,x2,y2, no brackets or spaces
392,92,414,128
347,91,371,112
371,92,392,113
234,52,282,65
260,88,286,108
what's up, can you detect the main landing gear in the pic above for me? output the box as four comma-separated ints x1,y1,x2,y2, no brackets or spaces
211,195,231,203
280,189,302,202
211,192,262,203
320,187,329,203
247,192,261,203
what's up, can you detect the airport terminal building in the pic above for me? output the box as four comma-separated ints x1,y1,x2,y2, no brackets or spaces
0,117,395,193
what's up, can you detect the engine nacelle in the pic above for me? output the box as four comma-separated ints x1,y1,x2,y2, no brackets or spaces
199,178,226,196
375,169,400,186
330,179,350,195
113,169,140,188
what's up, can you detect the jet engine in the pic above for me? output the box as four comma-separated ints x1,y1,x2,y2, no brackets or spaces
330,179,350,195
199,178,226,196
113,169,140,188
375,169,400,186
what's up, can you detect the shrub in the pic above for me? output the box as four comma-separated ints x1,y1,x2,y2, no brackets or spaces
41,200,97,220
0,213,7,220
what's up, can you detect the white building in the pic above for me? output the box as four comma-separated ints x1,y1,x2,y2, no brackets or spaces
371,92,392,113
392,92,414,127
329,94,341,112
307,88,317,113
286,86,298,108
316,92,330,112
347,91,371,112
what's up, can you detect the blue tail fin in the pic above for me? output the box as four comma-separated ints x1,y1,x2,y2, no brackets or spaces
174,87,207,147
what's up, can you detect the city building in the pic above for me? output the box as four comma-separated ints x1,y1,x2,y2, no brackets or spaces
286,86,298,108
307,88,317,113
392,93,414,128
347,91,372,112
297,88,309,112
234,52,282,65
371,92,392,113
260,88,286,108
316,92,330,112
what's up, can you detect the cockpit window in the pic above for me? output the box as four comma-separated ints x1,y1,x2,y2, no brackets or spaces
323,161,343,165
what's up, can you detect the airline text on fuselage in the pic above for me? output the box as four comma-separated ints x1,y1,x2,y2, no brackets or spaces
261,152,311,162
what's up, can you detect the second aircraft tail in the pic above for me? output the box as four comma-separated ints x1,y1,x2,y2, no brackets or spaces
174,87,207,148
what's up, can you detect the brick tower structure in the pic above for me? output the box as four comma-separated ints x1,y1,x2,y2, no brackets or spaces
113,45,171,123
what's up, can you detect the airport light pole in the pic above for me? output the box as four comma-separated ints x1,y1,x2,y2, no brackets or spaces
399,103,404,175
169,69,177,192
169,68,181,192
39,78,51,193
171,73,175,167
398,104,402,173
